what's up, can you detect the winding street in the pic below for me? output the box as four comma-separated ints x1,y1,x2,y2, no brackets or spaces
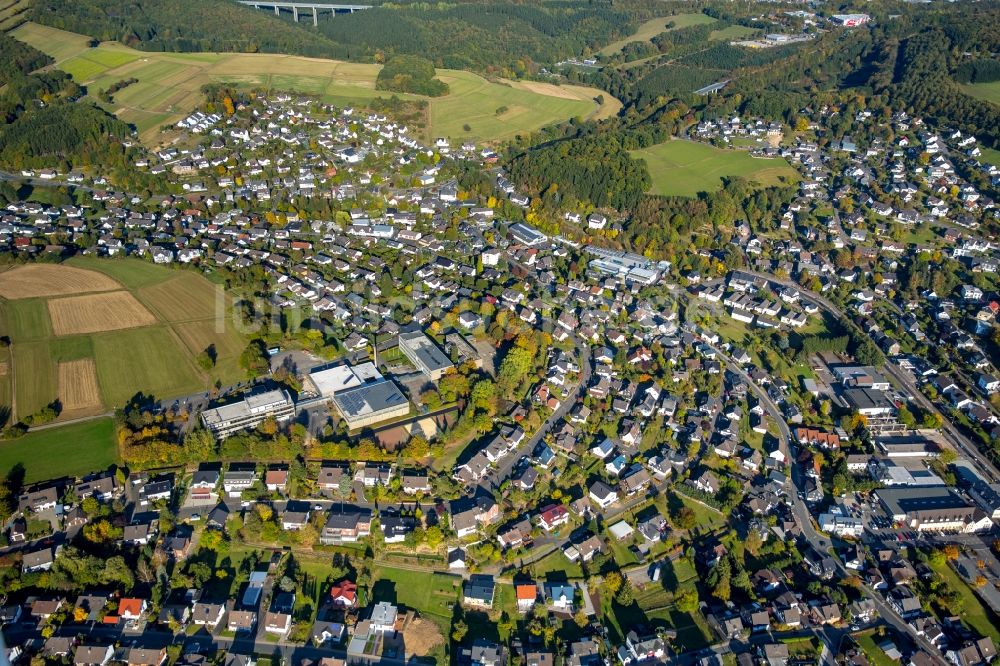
745,271,1000,484
689,322,950,665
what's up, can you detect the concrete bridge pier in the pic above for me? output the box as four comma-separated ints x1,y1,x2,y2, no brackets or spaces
292,5,298,20
313,6,318,25
274,4,279,14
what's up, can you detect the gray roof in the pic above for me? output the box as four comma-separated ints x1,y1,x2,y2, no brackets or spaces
332,379,408,419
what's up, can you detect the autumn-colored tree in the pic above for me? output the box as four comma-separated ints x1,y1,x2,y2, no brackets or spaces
603,571,623,596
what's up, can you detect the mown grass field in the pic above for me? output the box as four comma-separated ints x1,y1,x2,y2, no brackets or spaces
600,13,717,56
371,566,462,620
980,146,1000,167
92,327,206,408
632,139,800,197
709,25,760,41
0,417,117,483
961,81,1000,105
0,258,248,422
12,22,619,145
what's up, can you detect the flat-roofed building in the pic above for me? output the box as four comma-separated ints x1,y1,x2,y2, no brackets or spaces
876,436,940,458
874,487,991,532
842,388,904,434
201,389,295,438
398,329,453,381
332,380,409,429
509,222,546,246
585,246,663,285
310,362,383,398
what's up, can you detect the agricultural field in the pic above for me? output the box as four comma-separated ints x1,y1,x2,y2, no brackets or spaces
0,263,120,299
11,22,618,145
632,140,800,197
600,13,717,56
0,259,248,422
91,327,205,408
0,417,117,483
47,291,157,336
961,81,1000,106
57,358,103,414
0,0,32,31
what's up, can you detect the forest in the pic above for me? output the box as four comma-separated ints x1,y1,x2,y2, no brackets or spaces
0,33,52,86
29,0,349,57
508,129,655,213
27,0,649,77
317,1,642,74
0,39,156,182
954,59,1000,84
0,103,131,170
375,55,449,97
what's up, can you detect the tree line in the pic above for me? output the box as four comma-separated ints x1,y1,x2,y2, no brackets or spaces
0,33,52,86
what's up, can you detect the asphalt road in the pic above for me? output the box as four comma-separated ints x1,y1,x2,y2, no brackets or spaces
690,323,950,665
479,331,593,494
746,270,1000,484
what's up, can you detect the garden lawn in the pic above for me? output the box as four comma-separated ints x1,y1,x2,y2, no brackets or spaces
854,631,901,666
371,566,461,620
929,559,1000,645
528,548,584,579
0,417,117,482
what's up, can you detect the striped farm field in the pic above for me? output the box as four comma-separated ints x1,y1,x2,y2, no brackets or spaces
57,358,103,414
0,259,249,422
11,21,620,145
47,291,157,336
0,263,121,299
138,271,223,322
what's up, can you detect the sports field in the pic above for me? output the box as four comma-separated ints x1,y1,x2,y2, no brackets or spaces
11,22,619,145
632,140,800,197
600,13,717,56
0,259,248,422
961,81,1000,106
0,417,117,483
